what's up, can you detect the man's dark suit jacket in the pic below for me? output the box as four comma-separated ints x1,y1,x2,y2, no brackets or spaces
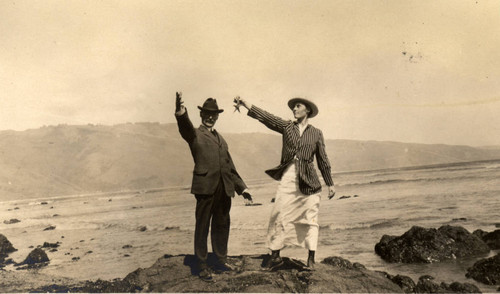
176,110,247,197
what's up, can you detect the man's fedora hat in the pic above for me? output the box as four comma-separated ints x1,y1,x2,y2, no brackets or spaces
288,97,318,118
198,98,224,113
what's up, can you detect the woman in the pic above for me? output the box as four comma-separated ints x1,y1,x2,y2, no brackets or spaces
234,96,335,270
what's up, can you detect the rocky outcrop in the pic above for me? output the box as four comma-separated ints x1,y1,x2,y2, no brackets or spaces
377,272,480,293
3,218,21,224
21,252,491,293
120,254,403,293
26,254,405,293
473,229,500,250
482,230,500,249
375,225,490,263
466,253,500,285
387,274,416,293
41,242,61,248
33,279,139,293
16,248,50,269
0,234,17,265
415,275,480,293
322,256,366,270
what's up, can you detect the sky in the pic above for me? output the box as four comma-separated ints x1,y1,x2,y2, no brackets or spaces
1,0,500,146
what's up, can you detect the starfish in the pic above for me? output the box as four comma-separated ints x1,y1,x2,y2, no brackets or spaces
233,96,242,113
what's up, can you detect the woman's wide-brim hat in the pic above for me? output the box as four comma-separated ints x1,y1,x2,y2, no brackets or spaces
288,97,318,118
198,98,224,113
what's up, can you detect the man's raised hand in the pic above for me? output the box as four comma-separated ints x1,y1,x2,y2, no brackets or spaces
175,92,186,115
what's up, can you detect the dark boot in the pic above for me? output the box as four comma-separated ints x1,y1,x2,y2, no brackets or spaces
268,250,284,269
306,250,315,270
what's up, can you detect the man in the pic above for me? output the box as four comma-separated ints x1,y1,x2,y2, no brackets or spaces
175,92,252,281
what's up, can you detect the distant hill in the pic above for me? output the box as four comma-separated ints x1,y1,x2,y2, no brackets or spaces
1,123,500,201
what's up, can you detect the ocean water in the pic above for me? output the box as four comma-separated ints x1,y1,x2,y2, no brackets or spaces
318,159,500,291
1,159,499,292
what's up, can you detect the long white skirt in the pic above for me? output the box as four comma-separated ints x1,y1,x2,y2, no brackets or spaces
267,162,321,251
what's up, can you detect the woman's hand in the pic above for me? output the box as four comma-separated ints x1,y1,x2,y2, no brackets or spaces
233,96,252,111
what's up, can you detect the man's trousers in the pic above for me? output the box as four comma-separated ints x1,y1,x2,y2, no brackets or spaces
194,180,231,269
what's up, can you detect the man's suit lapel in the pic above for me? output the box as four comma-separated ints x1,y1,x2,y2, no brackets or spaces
199,126,220,145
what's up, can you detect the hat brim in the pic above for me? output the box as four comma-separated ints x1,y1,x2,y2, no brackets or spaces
198,106,224,113
288,98,318,118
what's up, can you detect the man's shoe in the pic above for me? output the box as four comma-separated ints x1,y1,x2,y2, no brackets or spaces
199,268,213,282
214,262,235,273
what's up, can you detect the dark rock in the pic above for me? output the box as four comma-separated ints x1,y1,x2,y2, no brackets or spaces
43,225,56,231
376,270,392,279
138,226,147,232
72,257,80,261
338,195,351,200
352,262,366,270
3,218,21,224
40,201,48,205
0,234,17,263
375,225,490,263
33,279,140,293
24,248,50,264
322,256,357,269
271,197,275,203
390,274,416,293
3,258,14,266
452,217,468,222
165,226,180,230
42,242,61,248
415,275,444,293
122,244,133,249
445,281,481,293
17,248,49,269
473,229,488,240
482,229,500,250
466,253,500,285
